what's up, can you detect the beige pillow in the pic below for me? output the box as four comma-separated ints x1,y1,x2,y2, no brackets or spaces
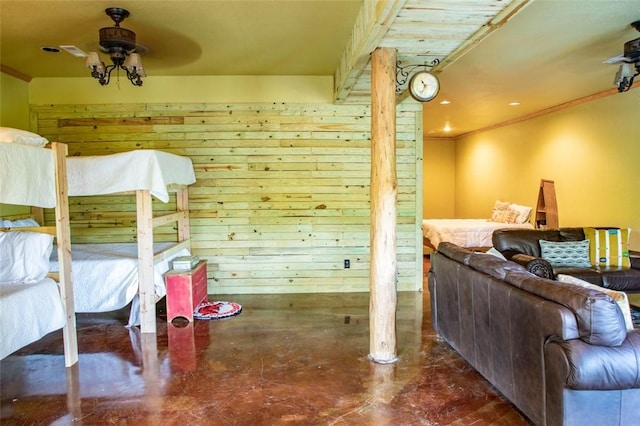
556,274,634,331
491,200,511,222
508,203,532,224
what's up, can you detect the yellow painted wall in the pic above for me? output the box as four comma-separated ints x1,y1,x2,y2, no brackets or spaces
423,138,455,219
29,76,333,104
454,89,640,250
0,73,29,128
0,73,31,217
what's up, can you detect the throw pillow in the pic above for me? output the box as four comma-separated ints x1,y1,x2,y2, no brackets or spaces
557,274,634,331
485,247,507,260
508,203,532,224
539,239,591,268
583,227,631,269
0,231,53,284
490,200,510,222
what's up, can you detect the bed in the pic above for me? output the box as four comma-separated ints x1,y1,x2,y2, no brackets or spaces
0,137,78,367
422,219,534,251
57,149,196,334
422,201,535,252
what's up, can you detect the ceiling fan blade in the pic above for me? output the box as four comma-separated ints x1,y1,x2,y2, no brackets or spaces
603,54,632,64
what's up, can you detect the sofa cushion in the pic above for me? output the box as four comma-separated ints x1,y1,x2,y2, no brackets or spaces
583,227,631,268
539,240,591,268
492,228,562,259
504,270,627,346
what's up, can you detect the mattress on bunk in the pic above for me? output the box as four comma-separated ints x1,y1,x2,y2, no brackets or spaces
0,143,56,208
49,242,190,313
0,278,66,360
66,150,196,203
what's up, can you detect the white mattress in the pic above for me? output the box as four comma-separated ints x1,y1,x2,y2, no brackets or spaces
49,243,190,314
0,143,56,208
67,150,196,203
422,219,534,249
0,278,66,360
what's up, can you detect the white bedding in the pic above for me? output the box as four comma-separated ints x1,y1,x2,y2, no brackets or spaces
49,243,190,315
67,150,196,203
0,143,56,208
422,219,534,249
0,278,66,360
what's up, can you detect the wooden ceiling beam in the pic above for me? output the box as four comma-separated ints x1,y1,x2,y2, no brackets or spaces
334,0,408,104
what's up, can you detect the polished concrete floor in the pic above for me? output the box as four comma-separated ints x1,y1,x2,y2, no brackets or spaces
1,260,530,425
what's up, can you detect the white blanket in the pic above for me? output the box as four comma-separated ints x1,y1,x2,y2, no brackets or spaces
0,278,66,360
422,219,534,249
67,150,196,203
49,243,190,314
0,144,56,208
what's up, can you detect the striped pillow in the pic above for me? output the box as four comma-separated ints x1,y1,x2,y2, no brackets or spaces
583,227,631,268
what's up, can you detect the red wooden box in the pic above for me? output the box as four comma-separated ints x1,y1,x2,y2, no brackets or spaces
164,260,208,322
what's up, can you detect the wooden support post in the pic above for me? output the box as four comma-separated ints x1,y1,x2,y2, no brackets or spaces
369,47,398,364
176,187,191,244
137,190,156,334
52,142,78,367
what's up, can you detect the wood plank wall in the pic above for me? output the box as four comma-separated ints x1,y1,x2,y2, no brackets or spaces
33,102,423,294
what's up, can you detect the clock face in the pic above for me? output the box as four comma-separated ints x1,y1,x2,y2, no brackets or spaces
409,71,440,102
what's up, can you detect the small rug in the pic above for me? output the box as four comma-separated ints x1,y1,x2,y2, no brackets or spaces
194,300,242,320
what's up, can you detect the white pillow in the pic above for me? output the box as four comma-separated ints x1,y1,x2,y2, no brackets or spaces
485,247,507,260
0,218,40,228
556,274,634,331
0,232,53,284
0,127,49,147
508,203,532,224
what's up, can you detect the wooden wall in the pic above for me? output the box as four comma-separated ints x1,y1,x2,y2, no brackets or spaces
33,102,423,294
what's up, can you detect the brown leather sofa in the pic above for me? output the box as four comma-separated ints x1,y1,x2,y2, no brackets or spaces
492,227,640,293
429,242,640,426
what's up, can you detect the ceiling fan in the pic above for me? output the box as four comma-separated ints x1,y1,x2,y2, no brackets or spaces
85,7,147,86
604,20,640,92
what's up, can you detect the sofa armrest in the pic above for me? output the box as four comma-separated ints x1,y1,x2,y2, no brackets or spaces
631,255,640,270
545,331,640,390
511,254,554,279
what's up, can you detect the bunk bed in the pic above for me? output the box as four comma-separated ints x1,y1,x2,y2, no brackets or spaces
0,138,78,367
50,149,196,334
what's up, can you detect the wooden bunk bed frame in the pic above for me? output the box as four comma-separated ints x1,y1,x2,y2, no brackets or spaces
1,142,78,367
34,185,191,334
133,185,191,333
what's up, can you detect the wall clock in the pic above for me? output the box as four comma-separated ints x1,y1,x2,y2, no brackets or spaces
408,71,440,102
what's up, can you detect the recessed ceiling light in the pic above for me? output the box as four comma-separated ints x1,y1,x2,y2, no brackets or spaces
439,100,451,105
509,101,521,106
41,46,61,53
443,123,451,132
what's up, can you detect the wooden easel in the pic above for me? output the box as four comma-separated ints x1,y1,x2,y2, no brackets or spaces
535,179,558,229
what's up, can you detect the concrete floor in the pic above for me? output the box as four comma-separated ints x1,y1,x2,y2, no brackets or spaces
1,261,530,425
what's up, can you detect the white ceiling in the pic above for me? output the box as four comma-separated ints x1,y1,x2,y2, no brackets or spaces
1,0,639,137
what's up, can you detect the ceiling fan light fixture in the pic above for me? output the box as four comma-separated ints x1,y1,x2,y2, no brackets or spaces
86,7,145,87
614,62,639,92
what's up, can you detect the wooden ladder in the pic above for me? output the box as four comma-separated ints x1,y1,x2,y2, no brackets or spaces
535,179,558,229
